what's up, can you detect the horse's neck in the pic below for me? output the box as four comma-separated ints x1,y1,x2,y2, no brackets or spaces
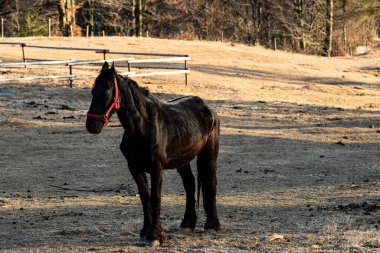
117,79,147,135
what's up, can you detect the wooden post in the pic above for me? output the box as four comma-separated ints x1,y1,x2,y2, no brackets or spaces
69,65,73,88
86,25,89,38
21,43,26,68
348,44,352,56
48,18,51,37
102,50,107,60
184,60,188,85
70,25,73,37
274,37,277,51
102,30,105,37
1,18,4,38
127,62,131,72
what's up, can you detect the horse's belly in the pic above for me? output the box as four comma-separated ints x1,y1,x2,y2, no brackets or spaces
164,137,207,169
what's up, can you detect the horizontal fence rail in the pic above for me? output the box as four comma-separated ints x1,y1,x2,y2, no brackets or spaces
0,72,137,82
124,69,191,78
68,58,135,66
0,42,27,45
26,44,109,53
0,42,190,86
0,42,108,52
127,56,190,64
68,71,137,80
98,50,189,57
0,60,75,67
0,75,75,82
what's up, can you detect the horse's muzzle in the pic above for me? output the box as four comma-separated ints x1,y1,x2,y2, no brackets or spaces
86,117,104,134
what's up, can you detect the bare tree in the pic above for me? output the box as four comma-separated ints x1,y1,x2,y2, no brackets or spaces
0,0,377,54
59,0,77,36
324,0,333,57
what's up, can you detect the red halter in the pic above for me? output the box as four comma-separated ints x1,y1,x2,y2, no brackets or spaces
87,77,120,126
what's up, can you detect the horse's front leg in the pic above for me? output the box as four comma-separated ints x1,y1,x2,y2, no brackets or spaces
146,164,164,247
130,170,152,241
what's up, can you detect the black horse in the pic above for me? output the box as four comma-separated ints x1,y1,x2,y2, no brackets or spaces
86,62,221,246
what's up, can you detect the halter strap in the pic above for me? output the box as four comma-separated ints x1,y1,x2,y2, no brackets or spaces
87,77,120,126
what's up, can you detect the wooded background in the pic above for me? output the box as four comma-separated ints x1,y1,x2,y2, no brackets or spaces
0,0,379,56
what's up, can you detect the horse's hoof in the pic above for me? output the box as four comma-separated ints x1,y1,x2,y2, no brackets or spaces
204,228,218,234
139,236,146,242
145,240,160,247
179,227,194,234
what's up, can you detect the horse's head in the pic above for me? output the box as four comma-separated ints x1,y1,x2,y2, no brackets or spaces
86,62,120,134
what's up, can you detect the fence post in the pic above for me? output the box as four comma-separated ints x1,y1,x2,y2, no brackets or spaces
21,43,27,68
102,50,107,60
184,60,188,86
48,18,51,37
86,26,89,38
274,37,277,51
1,18,4,38
70,25,73,37
69,65,73,88
348,44,352,56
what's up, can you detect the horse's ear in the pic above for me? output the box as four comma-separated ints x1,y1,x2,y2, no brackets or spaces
110,62,116,74
101,61,109,72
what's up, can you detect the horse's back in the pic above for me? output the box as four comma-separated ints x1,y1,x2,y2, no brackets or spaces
167,95,195,105
166,96,217,124
167,95,205,107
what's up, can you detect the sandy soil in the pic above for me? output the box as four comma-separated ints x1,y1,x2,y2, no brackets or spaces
0,37,379,252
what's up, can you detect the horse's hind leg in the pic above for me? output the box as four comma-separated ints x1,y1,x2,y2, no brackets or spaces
177,164,197,233
197,130,221,231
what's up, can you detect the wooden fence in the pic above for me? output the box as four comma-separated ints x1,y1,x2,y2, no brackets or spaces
0,42,190,86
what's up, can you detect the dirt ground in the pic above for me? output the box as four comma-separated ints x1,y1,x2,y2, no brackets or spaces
0,37,379,252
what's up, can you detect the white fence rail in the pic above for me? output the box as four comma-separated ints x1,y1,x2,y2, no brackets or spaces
0,60,75,67
0,75,75,82
123,69,190,78
68,58,135,66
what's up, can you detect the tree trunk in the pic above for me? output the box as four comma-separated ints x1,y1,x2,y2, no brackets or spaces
135,0,142,37
15,0,20,35
324,0,334,57
59,0,76,36
131,0,136,36
89,0,94,36
342,0,347,53
295,0,305,51
250,0,259,44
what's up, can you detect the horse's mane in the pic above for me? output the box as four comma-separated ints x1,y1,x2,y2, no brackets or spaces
122,76,150,120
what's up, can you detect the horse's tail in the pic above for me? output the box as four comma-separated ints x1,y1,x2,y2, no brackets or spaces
196,110,219,214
